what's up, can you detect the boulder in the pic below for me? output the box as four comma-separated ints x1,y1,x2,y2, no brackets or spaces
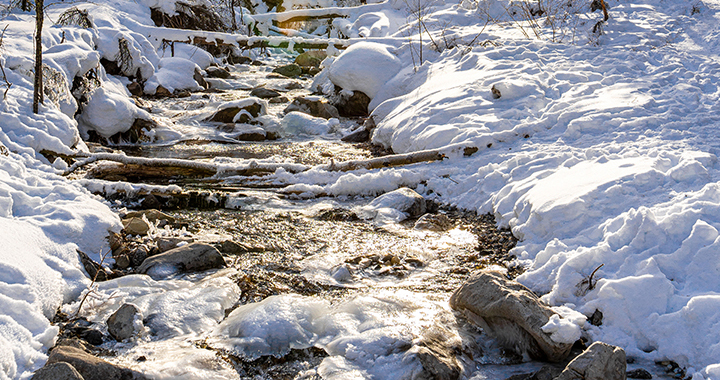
412,326,462,380
137,242,225,278
77,250,109,282
272,63,302,78
122,217,150,236
47,346,148,380
284,96,339,119
129,245,149,268
31,362,85,380
206,66,231,79
250,87,282,99
107,304,142,342
294,50,327,67
555,342,626,380
626,369,652,379
342,116,375,143
227,54,252,65
369,187,427,219
449,270,573,362
332,89,371,117
209,100,264,123
154,85,172,97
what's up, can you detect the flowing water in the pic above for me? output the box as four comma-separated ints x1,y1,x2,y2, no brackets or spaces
63,58,674,380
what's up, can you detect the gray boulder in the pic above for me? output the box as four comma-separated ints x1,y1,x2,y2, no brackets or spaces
107,304,142,342
206,66,231,79
555,342,626,380
369,187,426,219
332,89,371,117
294,50,326,67
412,326,462,380
209,99,264,123
31,362,85,380
449,270,573,362
122,217,150,236
47,346,147,380
250,87,282,99
137,242,225,278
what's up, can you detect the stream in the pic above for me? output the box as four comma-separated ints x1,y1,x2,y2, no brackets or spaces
60,56,670,380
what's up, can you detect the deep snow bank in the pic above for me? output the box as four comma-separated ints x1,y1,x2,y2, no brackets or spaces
315,0,720,376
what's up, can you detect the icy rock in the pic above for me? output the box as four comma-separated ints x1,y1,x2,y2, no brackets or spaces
209,98,265,123
284,96,340,119
125,209,175,224
30,362,85,380
228,54,252,65
273,63,302,78
369,187,427,219
137,242,225,278
78,250,110,282
331,89,370,117
414,213,453,232
107,304,142,341
156,237,192,253
250,87,282,99
122,217,150,236
206,66,231,79
129,245,149,268
554,342,626,380
449,270,573,362
295,50,326,67
127,82,143,97
47,346,148,380
411,326,462,380
154,85,172,97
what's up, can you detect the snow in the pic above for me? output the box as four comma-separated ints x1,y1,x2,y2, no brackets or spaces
327,42,402,99
78,87,150,137
144,57,204,94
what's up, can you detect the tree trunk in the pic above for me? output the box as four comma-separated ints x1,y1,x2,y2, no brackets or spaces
32,0,43,114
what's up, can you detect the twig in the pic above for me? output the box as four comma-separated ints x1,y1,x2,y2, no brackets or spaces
587,263,604,290
0,25,11,100
74,249,111,318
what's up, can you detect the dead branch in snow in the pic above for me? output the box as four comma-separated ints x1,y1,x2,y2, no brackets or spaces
319,149,447,172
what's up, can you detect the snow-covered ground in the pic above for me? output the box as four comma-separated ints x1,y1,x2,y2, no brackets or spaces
2,0,720,378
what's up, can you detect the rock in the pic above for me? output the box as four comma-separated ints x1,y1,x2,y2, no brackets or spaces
47,345,147,380
31,362,85,380
77,250,109,282
137,242,225,278
206,66,231,79
268,96,289,104
369,187,426,219
250,87,282,99
284,96,339,119
193,68,208,89
332,89,371,117
272,63,302,78
227,54,252,65
555,342,626,380
216,240,248,255
209,100,264,123
412,326,462,380
588,309,603,326
129,245,149,268
294,50,327,67
125,209,175,224
156,237,192,253
342,116,375,143
154,85,172,97
504,365,563,380
414,213,453,231
107,304,142,341
281,81,304,91
251,60,264,66
626,368,652,379
139,194,162,210
122,217,150,236
449,270,573,362
114,254,130,270
126,82,143,97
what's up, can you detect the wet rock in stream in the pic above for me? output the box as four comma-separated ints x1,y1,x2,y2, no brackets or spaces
46,345,148,380
137,242,226,278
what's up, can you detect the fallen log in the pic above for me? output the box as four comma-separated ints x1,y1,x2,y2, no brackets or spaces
319,149,446,172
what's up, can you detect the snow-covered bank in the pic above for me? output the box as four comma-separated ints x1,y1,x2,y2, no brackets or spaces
309,0,720,376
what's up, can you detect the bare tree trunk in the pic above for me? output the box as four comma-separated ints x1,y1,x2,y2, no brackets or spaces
229,0,237,30
21,0,29,12
32,0,43,114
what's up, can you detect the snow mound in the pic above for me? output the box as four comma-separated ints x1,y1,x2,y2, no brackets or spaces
144,57,203,94
328,42,402,100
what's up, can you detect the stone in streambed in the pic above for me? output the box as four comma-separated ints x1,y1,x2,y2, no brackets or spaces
46,345,148,380
284,96,339,119
137,242,225,279
209,99,265,123
206,66,231,79
156,237,193,253
272,63,302,78
449,270,573,362
250,87,282,99
107,304,142,342
125,209,175,224
294,50,326,67
31,362,85,380
122,217,150,236
555,342,626,380
411,326,462,380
